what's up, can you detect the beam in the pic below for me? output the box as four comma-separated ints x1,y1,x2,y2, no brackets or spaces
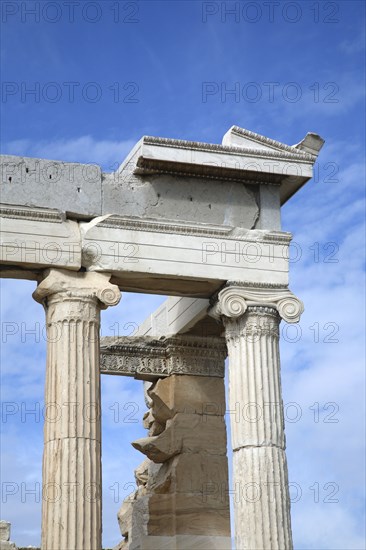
100,335,227,380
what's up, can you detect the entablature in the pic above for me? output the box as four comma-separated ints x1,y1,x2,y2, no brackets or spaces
100,335,227,380
0,125,324,294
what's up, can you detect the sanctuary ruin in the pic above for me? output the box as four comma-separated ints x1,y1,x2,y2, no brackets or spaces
0,125,324,549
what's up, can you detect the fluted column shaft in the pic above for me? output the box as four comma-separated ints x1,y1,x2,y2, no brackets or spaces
33,269,121,550
211,285,303,550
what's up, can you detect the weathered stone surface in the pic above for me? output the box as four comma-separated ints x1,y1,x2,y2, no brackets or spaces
148,375,226,423
147,493,230,536
135,534,231,549
0,155,102,217
103,172,259,229
142,410,154,430
142,408,165,436
0,522,10,542
148,419,165,436
0,522,17,550
117,493,135,538
129,495,150,550
147,453,229,498
257,183,281,230
132,413,226,463
118,369,230,548
233,446,292,550
0,205,81,271
117,458,151,545
134,459,150,489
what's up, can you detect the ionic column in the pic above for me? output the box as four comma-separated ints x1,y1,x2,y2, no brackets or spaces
33,269,121,550
211,284,303,550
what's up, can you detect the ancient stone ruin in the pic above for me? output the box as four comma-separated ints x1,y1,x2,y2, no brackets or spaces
0,125,324,549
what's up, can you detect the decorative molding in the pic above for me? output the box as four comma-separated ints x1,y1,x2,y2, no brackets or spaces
135,162,284,185
229,126,316,159
262,232,292,244
247,305,279,316
100,335,227,379
98,215,232,237
210,284,303,324
142,136,315,162
96,215,292,245
0,204,64,223
101,353,167,379
225,281,289,289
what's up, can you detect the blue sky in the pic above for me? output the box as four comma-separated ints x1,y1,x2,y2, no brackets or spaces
1,1,365,548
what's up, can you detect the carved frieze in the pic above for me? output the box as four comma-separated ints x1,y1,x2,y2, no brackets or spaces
100,335,227,380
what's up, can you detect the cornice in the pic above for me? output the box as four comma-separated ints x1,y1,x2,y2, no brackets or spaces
134,163,284,185
142,136,315,162
229,126,317,159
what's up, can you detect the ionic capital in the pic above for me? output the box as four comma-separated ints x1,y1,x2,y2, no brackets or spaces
210,282,303,323
33,268,121,309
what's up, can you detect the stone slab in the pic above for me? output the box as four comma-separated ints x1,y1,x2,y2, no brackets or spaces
137,535,231,549
149,375,226,422
81,216,291,293
147,493,230,537
132,413,227,462
0,205,81,271
136,296,210,337
103,172,259,229
0,155,102,218
148,453,229,496
257,184,281,230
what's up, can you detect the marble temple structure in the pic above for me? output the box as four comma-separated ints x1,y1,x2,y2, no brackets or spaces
0,126,324,550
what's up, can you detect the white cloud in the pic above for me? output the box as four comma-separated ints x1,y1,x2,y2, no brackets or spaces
1,135,136,171
339,29,365,55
